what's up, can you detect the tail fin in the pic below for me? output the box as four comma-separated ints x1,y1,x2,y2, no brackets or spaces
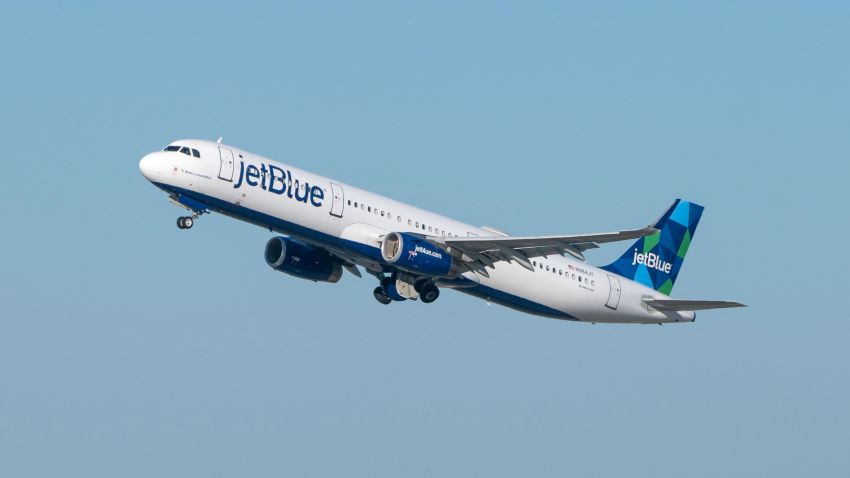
601,199,704,295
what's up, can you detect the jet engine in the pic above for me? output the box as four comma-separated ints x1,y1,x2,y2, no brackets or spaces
264,237,342,283
380,232,458,278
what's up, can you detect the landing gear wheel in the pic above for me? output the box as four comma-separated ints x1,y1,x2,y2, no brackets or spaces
177,216,193,229
420,285,440,304
413,278,431,294
373,287,392,305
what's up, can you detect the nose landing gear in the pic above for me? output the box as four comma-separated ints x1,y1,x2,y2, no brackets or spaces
167,193,209,230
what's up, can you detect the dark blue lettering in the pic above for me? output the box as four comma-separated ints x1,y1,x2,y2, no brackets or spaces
268,165,286,195
233,161,245,188
259,164,268,190
245,165,260,186
310,186,324,207
286,171,294,198
294,180,309,203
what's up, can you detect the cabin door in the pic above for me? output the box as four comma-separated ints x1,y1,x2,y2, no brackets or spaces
329,182,344,217
218,146,235,181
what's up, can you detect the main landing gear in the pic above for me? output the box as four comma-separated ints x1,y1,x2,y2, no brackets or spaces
372,274,440,305
373,287,392,305
176,216,195,229
418,283,440,304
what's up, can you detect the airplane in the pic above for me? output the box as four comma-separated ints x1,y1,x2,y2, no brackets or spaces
139,139,745,324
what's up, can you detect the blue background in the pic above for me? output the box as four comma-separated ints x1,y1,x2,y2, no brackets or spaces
1,2,848,476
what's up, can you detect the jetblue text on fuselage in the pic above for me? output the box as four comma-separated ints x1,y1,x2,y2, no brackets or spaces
233,161,324,207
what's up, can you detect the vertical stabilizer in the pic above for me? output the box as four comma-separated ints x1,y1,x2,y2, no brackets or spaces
601,199,704,295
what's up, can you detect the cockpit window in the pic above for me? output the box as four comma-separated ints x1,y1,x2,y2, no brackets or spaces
163,145,200,157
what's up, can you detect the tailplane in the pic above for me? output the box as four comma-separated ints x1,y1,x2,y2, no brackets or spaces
642,298,746,311
601,199,703,295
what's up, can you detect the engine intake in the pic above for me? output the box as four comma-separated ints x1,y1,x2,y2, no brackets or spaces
264,237,342,283
381,232,458,278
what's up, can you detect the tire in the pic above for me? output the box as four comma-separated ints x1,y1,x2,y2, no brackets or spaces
373,287,392,305
420,285,440,304
183,217,194,229
413,278,431,294
177,217,185,229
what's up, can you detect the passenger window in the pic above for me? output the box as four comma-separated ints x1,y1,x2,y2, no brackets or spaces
192,149,200,158
368,206,371,212
381,211,385,217
422,224,426,230
361,204,365,210
546,265,550,271
397,217,402,223
348,200,351,206
415,222,419,228
428,226,433,232
408,219,412,226
559,270,563,275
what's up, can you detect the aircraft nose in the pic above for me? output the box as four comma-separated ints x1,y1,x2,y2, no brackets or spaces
139,153,161,180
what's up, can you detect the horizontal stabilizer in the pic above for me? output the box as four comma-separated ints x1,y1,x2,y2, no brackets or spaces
643,299,747,312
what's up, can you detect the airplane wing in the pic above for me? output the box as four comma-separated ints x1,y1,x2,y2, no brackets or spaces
429,226,658,274
642,299,747,311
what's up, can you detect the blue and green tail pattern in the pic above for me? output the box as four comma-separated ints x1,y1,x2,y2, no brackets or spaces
601,199,703,295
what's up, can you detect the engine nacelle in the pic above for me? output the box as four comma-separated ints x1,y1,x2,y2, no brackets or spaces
380,232,458,278
264,237,342,283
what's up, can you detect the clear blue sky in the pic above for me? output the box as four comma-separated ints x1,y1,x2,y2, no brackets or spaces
1,2,848,476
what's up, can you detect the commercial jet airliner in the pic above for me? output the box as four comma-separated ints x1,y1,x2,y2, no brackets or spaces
139,139,745,324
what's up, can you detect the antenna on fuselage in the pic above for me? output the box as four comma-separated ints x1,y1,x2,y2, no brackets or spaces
216,136,223,144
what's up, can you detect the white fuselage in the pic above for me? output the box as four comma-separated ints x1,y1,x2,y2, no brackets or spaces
139,139,694,324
